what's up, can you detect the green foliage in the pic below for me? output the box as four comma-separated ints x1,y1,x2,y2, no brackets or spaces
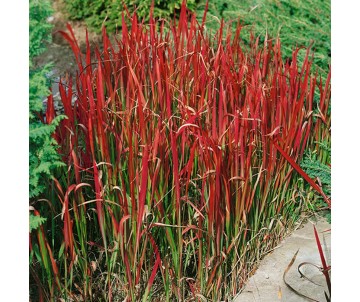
301,141,331,222
64,0,197,33
30,213,47,232
301,153,330,196
196,0,330,74
30,0,65,199
301,142,331,197
29,115,67,198
29,64,52,119
29,0,53,59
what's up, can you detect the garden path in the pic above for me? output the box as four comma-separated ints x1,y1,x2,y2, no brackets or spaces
233,217,331,302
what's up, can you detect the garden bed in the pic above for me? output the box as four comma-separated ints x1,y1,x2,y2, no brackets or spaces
30,1,331,301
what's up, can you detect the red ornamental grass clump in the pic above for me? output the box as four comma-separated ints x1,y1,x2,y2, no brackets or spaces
39,2,330,301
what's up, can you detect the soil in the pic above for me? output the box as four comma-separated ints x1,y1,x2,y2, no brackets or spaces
33,0,106,112
34,0,102,78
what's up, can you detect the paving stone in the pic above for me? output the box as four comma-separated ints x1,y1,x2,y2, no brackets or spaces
233,218,331,302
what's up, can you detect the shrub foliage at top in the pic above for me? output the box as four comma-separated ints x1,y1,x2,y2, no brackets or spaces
64,0,197,32
29,0,53,59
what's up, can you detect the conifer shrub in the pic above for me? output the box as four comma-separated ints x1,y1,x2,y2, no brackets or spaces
196,0,330,75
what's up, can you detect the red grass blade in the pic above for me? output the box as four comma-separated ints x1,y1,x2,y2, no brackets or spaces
272,141,331,208
136,146,150,253
143,233,161,300
313,225,331,296
45,93,55,124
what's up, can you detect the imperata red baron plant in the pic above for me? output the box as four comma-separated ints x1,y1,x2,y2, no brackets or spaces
30,1,330,300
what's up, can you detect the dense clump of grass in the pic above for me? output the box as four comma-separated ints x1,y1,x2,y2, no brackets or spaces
30,3,330,301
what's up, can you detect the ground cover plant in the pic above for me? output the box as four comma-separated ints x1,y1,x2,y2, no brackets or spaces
196,0,330,76
30,3,331,301
300,140,331,222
